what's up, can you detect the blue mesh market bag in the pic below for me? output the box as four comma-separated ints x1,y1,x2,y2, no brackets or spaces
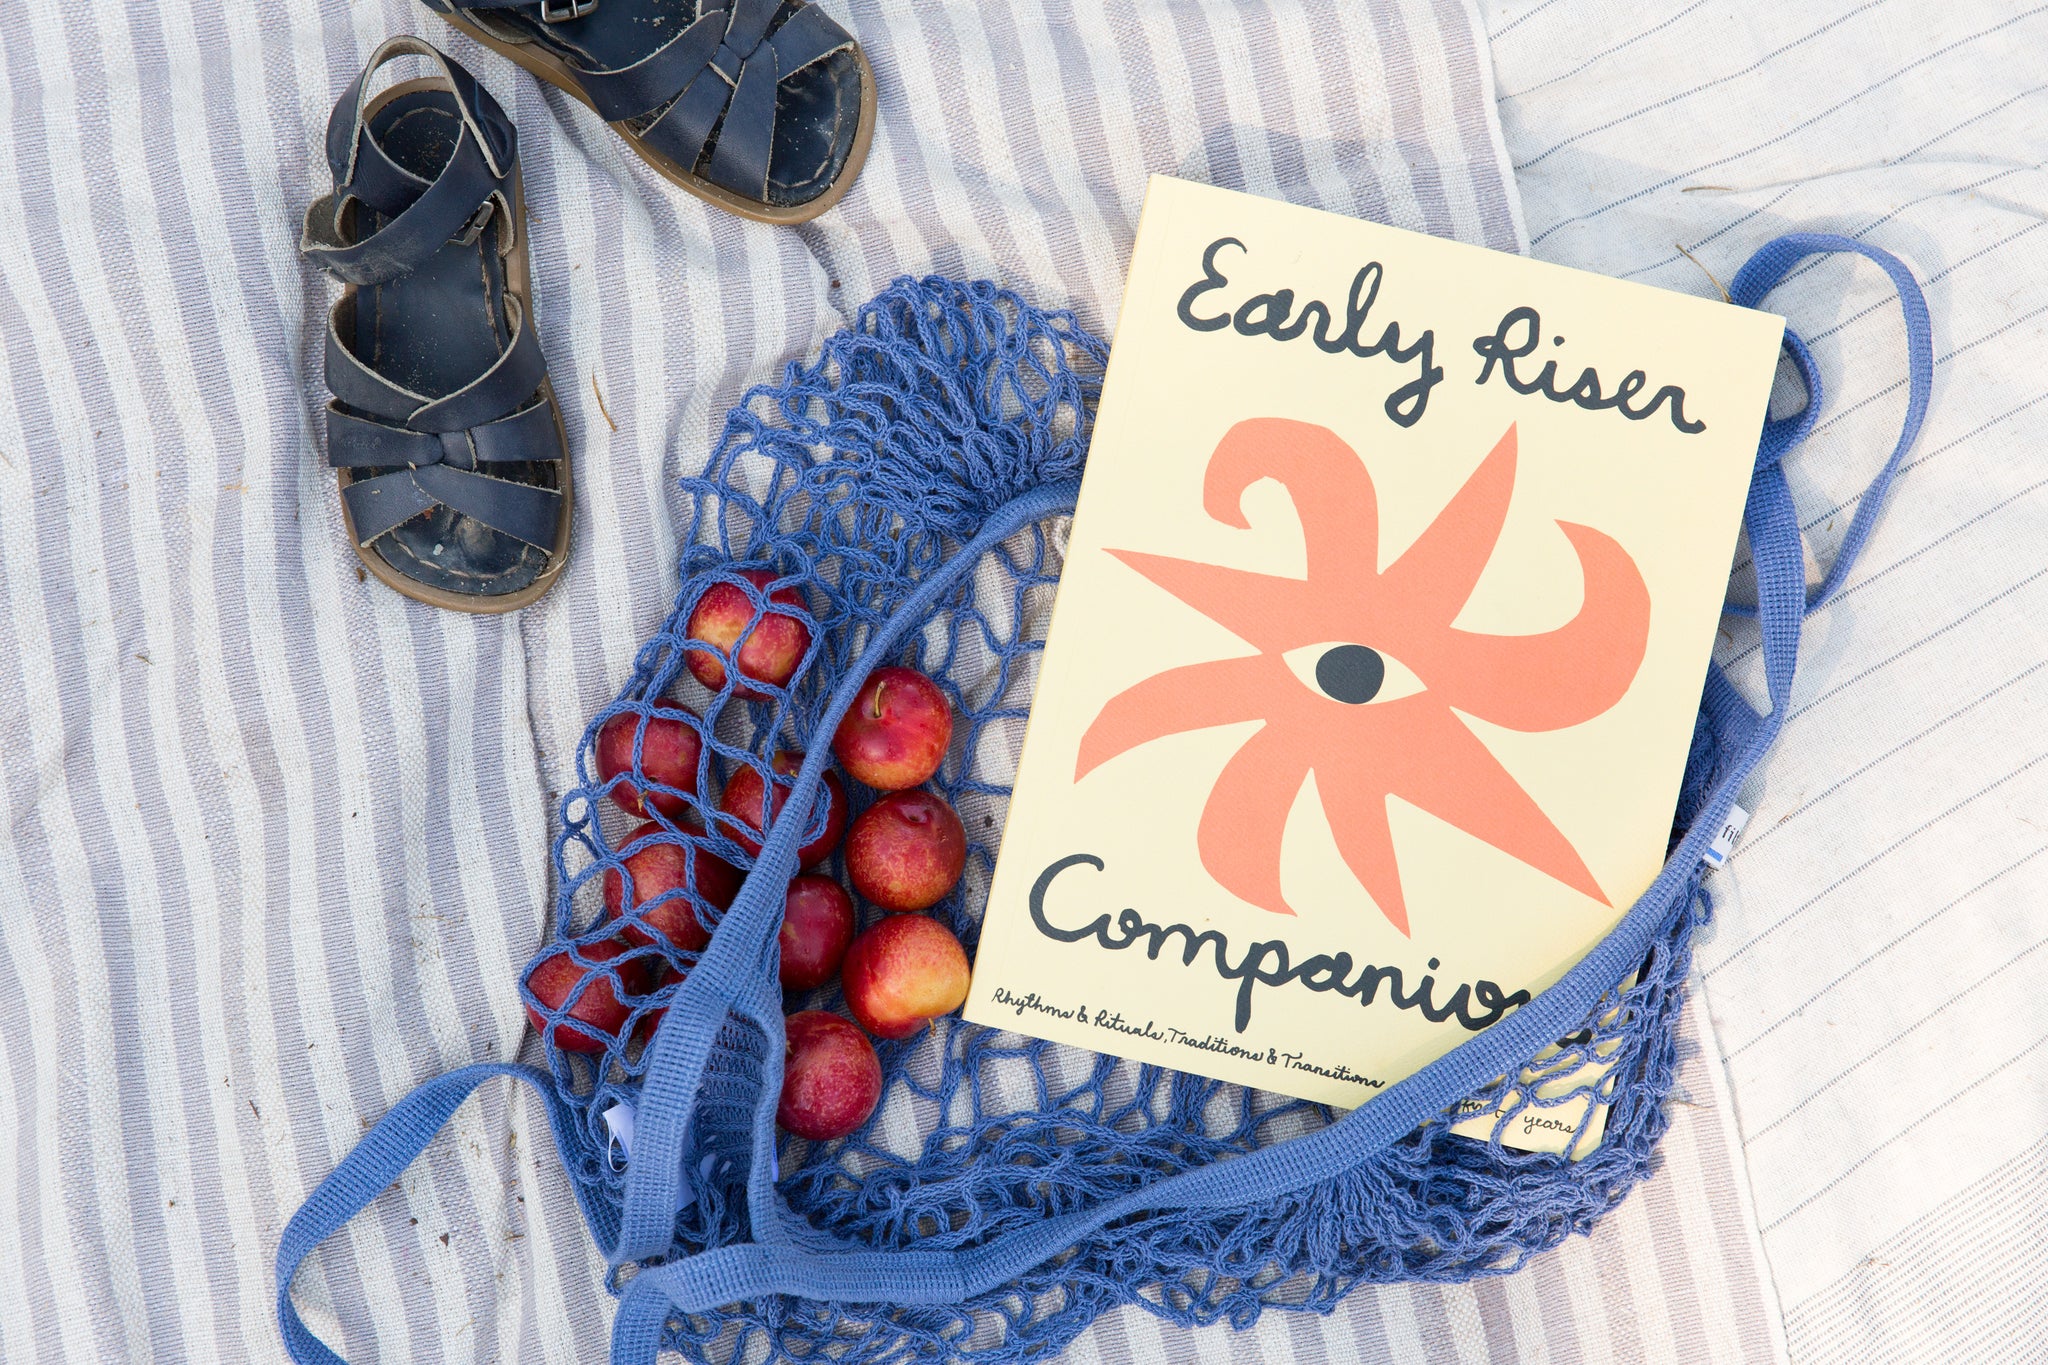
278,235,1932,1365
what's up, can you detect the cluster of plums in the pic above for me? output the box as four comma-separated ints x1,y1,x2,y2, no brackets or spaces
522,571,973,1143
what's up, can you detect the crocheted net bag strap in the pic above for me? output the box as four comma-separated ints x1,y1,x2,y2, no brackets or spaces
276,235,1933,1365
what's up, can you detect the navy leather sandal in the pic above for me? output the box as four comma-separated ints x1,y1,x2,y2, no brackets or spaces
419,0,875,224
302,36,572,613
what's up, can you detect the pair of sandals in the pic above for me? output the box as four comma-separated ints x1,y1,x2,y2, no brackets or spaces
303,3,876,612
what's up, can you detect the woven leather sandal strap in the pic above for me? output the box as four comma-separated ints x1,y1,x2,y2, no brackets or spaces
323,287,561,549
274,1064,613,1365
437,0,852,201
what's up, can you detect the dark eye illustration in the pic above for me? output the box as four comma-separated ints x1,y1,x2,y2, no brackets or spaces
1314,644,1385,704
1282,642,1426,705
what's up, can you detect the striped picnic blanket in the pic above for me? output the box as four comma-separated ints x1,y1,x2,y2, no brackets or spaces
1485,1,2048,1362
0,1,1845,1362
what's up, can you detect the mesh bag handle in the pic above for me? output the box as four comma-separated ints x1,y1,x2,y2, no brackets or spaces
277,235,1932,1365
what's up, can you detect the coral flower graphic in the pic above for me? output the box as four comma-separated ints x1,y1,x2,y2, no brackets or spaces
1075,418,1650,935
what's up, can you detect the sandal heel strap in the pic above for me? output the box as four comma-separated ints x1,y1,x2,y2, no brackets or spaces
301,36,518,286
325,37,515,187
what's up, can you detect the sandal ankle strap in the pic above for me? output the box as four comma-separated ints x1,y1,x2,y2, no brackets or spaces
300,36,518,286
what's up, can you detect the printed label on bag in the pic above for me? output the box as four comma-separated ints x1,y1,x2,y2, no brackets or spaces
1702,803,1751,869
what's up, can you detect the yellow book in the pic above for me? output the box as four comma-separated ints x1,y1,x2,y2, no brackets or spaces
964,176,1781,1147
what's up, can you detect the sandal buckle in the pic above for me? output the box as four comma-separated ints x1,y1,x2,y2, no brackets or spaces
451,198,497,247
539,0,595,21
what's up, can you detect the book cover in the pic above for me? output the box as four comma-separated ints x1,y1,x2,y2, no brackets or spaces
964,176,1782,1122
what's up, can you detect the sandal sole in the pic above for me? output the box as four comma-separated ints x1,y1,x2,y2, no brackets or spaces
434,10,877,226
333,76,575,616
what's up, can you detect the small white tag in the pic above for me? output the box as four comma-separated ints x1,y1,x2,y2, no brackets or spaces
1702,804,1751,869
601,1100,720,1210
602,1101,637,1162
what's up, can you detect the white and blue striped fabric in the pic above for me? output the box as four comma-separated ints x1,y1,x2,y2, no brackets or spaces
2,0,1972,1361
1483,1,2048,1362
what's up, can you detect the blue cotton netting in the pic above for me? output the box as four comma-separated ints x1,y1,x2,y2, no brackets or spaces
525,277,1721,1363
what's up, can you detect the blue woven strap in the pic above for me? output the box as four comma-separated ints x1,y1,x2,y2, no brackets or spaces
272,234,1934,1365
274,1063,612,1365
1721,232,1936,618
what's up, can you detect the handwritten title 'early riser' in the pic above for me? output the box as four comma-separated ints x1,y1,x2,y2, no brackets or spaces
1176,236,1707,434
